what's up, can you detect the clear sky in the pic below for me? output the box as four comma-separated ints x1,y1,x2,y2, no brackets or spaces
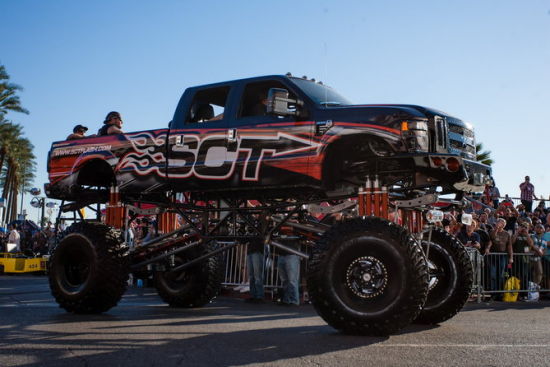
1,0,549,220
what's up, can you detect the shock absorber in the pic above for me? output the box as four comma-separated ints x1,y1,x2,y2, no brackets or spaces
105,185,124,229
358,186,366,216
373,175,380,217
106,185,115,226
365,177,372,216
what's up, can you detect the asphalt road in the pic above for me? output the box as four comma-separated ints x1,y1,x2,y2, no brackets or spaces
1,276,550,367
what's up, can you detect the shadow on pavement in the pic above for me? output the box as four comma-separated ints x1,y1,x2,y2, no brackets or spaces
461,299,550,312
0,298,392,367
0,277,491,366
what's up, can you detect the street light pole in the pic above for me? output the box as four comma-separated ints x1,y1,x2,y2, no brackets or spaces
29,188,48,228
34,198,45,228
20,168,26,218
41,198,45,228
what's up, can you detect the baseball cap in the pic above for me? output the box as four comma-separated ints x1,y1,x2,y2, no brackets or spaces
73,124,88,133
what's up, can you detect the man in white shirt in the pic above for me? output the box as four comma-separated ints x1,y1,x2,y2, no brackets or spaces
8,225,21,252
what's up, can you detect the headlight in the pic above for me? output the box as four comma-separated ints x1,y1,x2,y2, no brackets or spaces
401,120,428,131
401,120,429,152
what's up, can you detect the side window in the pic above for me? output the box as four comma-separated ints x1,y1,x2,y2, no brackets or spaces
238,81,295,118
186,86,230,124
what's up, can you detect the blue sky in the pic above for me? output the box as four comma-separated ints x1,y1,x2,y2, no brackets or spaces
1,0,550,219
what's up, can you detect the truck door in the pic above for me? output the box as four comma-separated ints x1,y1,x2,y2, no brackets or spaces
230,80,315,187
166,85,234,190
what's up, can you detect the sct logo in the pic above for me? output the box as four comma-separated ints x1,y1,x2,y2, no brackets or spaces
168,132,320,181
119,131,319,181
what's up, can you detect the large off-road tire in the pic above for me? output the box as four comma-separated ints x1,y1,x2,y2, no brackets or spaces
307,217,429,336
414,228,473,324
154,242,224,308
48,222,129,314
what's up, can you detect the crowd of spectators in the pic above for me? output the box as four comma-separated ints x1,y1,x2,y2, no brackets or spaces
125,217,158,248
0,221,57,256
440,176,549,301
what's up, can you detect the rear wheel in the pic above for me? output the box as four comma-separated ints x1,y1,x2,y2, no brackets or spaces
48,222,129,313
414,228,473,324
154,242,224,308
307,217,429,335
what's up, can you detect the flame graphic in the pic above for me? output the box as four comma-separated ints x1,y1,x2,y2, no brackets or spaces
117,131,168,177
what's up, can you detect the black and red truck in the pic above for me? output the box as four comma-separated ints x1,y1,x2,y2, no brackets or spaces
45,74,491,335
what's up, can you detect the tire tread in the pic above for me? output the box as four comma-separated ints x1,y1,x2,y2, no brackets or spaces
415,228,473,324
48,222,128,314
307,217,429,335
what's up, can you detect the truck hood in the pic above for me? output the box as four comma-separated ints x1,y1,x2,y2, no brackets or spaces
322,104,465,122
316,104,427,125
316,104,477,160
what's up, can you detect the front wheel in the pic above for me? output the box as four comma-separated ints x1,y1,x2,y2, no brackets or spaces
414,228,473,324
307,217,429,335
48,222,129,314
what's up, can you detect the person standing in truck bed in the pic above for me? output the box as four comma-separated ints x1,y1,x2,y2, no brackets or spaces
98,111,124,135
66,124,88,140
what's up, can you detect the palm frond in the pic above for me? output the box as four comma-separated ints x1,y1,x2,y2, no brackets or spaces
475,142,493,166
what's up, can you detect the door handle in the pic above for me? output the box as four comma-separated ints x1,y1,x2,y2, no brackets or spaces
171,135,184,146
228,129,237,143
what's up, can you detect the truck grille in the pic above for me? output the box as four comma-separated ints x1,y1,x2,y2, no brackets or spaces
450,140,476,156
448,124,474,139
447,121,476,160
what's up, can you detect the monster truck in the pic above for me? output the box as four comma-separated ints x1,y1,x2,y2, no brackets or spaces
45,73,491,335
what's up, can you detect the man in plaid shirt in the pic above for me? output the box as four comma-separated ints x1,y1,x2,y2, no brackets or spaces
519,176,538,212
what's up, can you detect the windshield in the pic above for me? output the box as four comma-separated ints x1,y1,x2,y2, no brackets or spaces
290,78,352,106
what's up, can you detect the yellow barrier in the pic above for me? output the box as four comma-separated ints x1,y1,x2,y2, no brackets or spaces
0,253,48,274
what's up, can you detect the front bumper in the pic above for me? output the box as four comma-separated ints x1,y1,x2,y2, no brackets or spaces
453,158,492,193
408,154,491,193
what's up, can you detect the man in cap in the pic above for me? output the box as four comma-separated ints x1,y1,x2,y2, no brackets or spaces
66,124,88,140
98,111,124,136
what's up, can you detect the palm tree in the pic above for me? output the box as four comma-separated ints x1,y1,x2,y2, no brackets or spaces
476,142,493,166
0,65,29,118
0,64,34,223
1,137,35,223
0,122,23,172
0,122,20,222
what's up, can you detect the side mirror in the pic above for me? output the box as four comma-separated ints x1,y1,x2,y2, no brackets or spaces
266,88,304,117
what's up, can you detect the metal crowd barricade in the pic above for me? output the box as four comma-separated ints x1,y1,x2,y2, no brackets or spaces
223,241,550,303
493,196,547,209
223,242,248,287
465,247,483,301
470,252,550,301
222,242,311,300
